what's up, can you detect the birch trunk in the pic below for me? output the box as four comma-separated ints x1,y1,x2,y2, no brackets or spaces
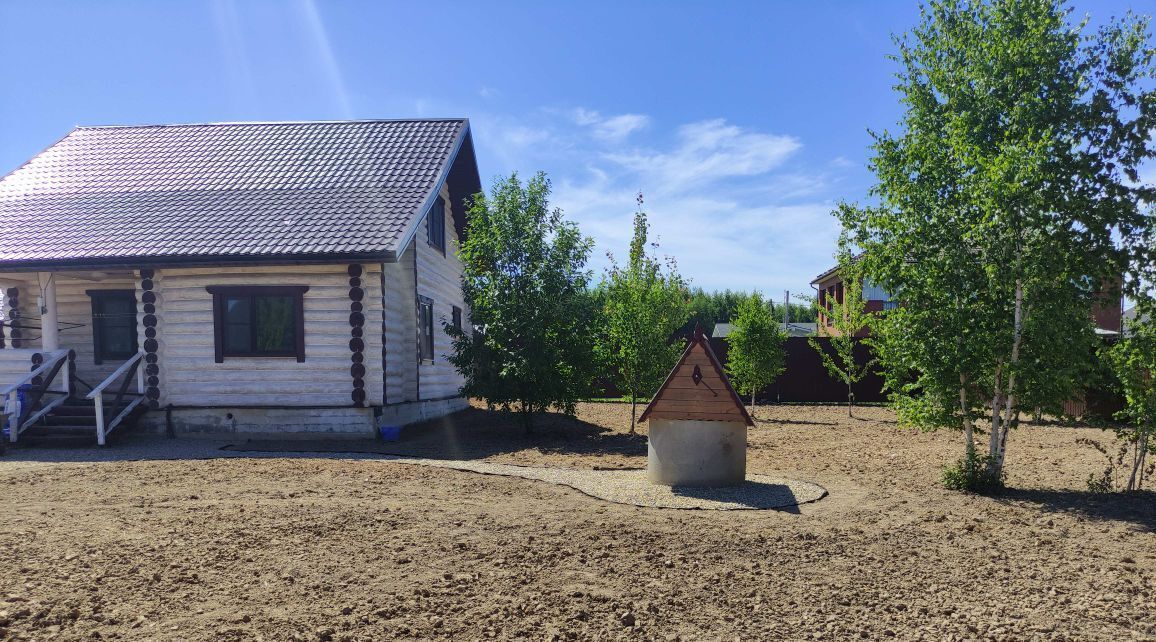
989,363,1004,461
960,374,974,453
1126,427,1149,492
996,279,1025,471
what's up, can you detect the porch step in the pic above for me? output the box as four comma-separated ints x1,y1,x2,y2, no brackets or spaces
14,397,148,448
17,434,96,448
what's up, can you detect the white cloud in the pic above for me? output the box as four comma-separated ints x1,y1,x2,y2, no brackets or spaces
605,119,801,193
572,108,650,143
473,108,849,293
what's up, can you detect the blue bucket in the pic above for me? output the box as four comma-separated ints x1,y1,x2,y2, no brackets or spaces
379,425,401,442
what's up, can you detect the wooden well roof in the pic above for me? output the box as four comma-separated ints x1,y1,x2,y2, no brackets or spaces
640,325,754,426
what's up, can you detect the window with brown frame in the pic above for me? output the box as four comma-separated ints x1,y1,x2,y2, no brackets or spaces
207,286,308,363
418,295,434,362
88,290,138,364
428,196,446,254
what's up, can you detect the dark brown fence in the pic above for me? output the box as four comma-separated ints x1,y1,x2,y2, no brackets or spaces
709,336,887,403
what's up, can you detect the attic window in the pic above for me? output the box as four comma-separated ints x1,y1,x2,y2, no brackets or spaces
428,196,446,253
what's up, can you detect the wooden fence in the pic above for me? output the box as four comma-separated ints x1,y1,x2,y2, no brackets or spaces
709,336,887,404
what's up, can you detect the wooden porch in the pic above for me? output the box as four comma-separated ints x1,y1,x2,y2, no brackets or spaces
1,270,148,446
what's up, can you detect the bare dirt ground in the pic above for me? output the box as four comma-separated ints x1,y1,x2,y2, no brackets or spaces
1,402,1153,641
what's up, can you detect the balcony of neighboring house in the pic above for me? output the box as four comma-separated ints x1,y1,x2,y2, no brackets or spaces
1,270,147,447
811,269,895,338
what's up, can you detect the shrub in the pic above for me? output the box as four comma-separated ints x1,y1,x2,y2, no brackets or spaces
942,447,1004,493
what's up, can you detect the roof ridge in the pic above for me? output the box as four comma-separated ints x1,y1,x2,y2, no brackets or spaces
75,118,468,130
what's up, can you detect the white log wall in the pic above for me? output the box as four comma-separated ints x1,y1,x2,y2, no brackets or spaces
414,182,469,400
155,264,383,407
382,244,418,403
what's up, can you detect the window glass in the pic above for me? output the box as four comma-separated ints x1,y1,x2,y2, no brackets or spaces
428,197,446,252
221,294,296,355
418,298,434,361
223,296,252,352
256,296,295,352
93,293,137,361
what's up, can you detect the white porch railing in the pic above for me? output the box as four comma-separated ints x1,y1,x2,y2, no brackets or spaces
1,349,71,443
86,350,146,446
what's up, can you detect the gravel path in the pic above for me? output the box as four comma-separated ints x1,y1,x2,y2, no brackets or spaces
3,436,827,510
378,456,828,510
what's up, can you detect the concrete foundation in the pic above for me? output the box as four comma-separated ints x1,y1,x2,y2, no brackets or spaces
134,397,470,436
377,396,470,428
647,418,747,487
137,407,378,436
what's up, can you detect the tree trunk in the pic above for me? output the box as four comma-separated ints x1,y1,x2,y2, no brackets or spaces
960,374,974,454
847,380,853,417
995,279,1025,474
629,396,637,434
1126,425,1150,492
989,363,1004,466
750,390,756,415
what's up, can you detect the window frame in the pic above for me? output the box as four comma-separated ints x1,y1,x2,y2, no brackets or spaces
206,285,309,363
87,289,139,365
451,305,463,333
427,196,446,254
418,295,435,363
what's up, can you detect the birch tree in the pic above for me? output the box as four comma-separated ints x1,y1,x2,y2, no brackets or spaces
808,250,877,417
602,201,690,433
1106,295,1156,491
839,0,1156,489
726,292,786,413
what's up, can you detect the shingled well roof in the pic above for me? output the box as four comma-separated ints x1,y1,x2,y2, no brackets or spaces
0,119,480,269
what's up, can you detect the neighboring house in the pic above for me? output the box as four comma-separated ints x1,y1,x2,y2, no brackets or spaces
810,263,896,337
1122,306,1148,336
712,322,816,339
810,261,1123,338
0,119,481,443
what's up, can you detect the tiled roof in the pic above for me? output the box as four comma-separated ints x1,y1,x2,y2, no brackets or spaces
0,119,471,266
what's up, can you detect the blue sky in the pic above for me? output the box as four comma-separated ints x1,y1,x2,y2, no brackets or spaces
1,1,1151,297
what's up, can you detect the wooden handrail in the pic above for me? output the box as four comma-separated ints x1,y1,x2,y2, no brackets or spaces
0,349,70,396
86,351,146,399
87,350,147,447
4,349,71,443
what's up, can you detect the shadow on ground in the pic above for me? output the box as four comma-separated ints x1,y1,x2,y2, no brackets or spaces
755,417,840,427
998,487,1156,532
671,481,805,513
395,407,648,461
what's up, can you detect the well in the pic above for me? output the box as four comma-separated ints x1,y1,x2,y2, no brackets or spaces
640,325,753,487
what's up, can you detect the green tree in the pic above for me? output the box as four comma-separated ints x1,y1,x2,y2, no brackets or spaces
726,292,786,412
807,250,877,416
1105,296,1156,491
602,204,690,433
839,0,1156,487
447,172,598,433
